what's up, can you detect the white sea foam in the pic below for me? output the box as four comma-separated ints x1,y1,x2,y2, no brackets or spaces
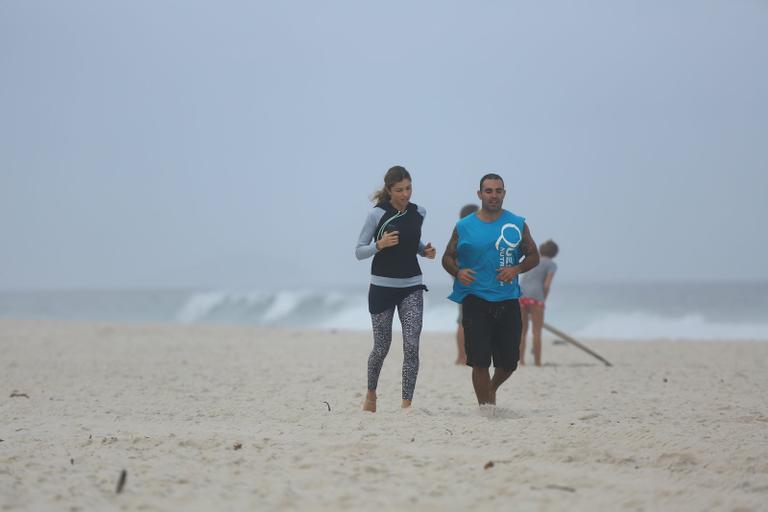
176,291,229,323
261,290,308,322
172,289,768,340
2,284,767,341
318,294,768,340
575,311,768,341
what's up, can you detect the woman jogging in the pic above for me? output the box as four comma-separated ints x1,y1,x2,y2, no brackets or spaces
355,165,436,412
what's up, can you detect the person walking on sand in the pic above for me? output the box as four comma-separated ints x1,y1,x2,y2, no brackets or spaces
356,166,436,412
442,174,539,406
454,203,479,365
520,240,559,366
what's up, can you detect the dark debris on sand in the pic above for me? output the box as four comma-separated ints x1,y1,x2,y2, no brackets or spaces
116,470,127,494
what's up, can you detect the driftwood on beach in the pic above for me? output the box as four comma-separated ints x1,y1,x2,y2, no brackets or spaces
543,322,612,367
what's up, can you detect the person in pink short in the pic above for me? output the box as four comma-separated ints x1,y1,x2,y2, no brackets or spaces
519,240,558,366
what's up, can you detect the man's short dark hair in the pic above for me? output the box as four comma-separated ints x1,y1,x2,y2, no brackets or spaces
479,173,504,190
540,240,559,258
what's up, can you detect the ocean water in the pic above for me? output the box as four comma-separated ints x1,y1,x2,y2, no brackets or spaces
0,282,767,341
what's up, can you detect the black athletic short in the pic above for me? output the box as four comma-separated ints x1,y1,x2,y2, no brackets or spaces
461,294,521,371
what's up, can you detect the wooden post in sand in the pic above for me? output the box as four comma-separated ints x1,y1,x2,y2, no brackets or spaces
542,322,612,367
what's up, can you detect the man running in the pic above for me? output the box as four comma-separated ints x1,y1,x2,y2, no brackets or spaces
442,174,539,406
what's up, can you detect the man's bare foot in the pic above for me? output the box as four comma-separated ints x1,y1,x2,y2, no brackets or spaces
478,403,497,417
488,388,496,405
401,399,412,408
362,391,377,412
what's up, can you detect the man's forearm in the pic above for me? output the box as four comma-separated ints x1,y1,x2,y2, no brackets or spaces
514,223,540,276
442,254,459,278
515,253,540,275
442,228,460,278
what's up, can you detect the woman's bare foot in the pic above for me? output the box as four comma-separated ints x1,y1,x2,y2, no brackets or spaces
362,391,377,412
401,399,412,409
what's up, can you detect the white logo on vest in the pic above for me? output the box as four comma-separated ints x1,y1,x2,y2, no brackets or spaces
496,223,522,286
495,223,522,250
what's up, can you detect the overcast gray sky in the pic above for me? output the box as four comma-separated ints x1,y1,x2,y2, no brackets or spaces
1,1,767,290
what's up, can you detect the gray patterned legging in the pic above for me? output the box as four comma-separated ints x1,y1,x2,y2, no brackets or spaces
367,290,423,401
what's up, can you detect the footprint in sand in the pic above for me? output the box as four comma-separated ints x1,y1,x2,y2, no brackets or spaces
657,452,698,472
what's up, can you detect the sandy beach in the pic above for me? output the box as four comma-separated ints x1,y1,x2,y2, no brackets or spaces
1,319,767,511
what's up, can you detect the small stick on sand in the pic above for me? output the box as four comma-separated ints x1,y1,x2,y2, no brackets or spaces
484,459,513,469
116,470,127,494
545,484,576,493
10,391,29,398
322,401,331,412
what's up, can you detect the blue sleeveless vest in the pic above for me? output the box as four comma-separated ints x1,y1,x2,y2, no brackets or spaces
448,210,526,303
